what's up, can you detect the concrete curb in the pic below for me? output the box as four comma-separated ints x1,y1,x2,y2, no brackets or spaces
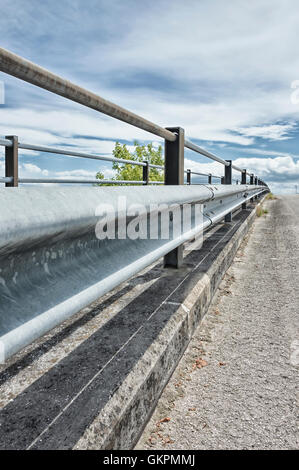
74,199,265,450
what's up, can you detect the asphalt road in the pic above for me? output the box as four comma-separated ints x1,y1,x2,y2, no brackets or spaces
136,195,299,450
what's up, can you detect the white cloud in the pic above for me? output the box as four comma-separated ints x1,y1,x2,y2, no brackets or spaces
1,0,299,147
22,163,48,176
227,146,299,160
17,162,115,182
234,123,296,141
233,156,299,179
1,0,299,192
185,154,299,191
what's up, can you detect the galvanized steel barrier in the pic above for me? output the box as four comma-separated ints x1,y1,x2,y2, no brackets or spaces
0,48,269,360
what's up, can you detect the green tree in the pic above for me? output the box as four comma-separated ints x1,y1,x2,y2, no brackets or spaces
96,141,164,185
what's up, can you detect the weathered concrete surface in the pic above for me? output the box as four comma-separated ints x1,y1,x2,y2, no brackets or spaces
0,199,264,450
136,195,298,450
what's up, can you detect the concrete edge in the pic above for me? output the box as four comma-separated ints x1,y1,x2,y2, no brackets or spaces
74,198,266,450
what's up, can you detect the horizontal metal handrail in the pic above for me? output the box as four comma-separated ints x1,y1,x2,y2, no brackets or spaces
0,138,13,147
184,139,229,166
19,142,147,166
0,48,269,191
0,177,13,183
185,170,209,177
18,178,146,185
0,47,176,142
0,135,248,176
184,140,254,177
0,139,165,169
232,163,244,173
0,48,267,186
185,170,222,179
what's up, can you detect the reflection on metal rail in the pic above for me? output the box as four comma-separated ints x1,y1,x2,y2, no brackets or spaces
0,184,266,361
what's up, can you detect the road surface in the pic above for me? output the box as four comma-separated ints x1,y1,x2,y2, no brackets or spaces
136,195,298,450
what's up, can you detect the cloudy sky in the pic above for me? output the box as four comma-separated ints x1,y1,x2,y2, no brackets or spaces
1,0,299,192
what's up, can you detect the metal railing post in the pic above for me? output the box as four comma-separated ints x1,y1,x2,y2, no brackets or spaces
224,160,232,222
221,176,224,184
5,135,18,187
254,176,258,200
142,160,149,185
164,127,184,268
187,169,191,185
208,173,212,184
241,169,247,209
250,174,254,202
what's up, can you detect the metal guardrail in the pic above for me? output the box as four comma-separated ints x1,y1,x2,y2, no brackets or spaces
0,48,269,360
0,184,266,361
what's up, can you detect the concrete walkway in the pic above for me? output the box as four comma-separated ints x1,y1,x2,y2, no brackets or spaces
136,196,298,450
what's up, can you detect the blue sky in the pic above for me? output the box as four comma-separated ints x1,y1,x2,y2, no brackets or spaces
1,0,299,193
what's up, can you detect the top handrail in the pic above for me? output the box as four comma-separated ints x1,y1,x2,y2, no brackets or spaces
0,47,176,142
185,139,248,175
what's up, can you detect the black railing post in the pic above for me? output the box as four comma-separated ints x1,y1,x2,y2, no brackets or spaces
255,176,258,200
187,169,191,185
241,169,247,209
142,160,149,185
208,173,212,184
224,160,232,222
221,176,224,184
5,135,18,187
164,127,184,268
250,173,254,202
